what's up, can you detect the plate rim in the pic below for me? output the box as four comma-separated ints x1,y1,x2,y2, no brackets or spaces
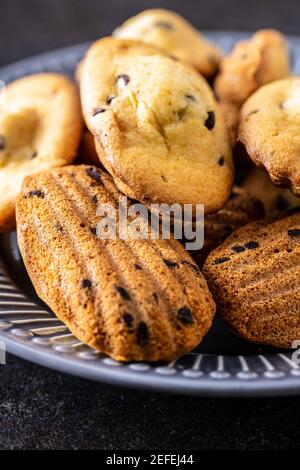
0,33,300,397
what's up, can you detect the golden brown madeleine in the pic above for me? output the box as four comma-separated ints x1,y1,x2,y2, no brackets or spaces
80,38,233,214
190,186,264,268
113,8,221,78
203,211,300,348
239,77,300,197
215,30,290,140
16,165,216,362
0,73,83,232
242,166,300,215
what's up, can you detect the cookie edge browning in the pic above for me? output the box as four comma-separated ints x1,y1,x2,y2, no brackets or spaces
203,213,300,348
238,78,300,197
113,8,222,78
81,37,233,213
0,73,83,233
16,165,216,362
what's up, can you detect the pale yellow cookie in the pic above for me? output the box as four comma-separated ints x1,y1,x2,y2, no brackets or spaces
215,30,290,141
113,8,221,78
239,77,300,197
0,73,83,232
80,38,233,214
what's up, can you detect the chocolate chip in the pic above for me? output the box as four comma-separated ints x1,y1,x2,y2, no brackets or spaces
90,227,97,235
181,260,200,274
185,94,196,101
154,21,173,30
0,136,5,150
92,107,106,116
152,292,158,303
134,263,142,270
276,195,289,211
137,322,148,346
123,313,134,328
245,109,259,119
232,245,245,253
117,74,130,87
218,156,225,166
86,168,102,184
25,189,45,198
54,223,63,232
106,95,115,105
30,151,37,159
115,285,131,301
205,111,215,130
245,241,259,249
178,307,194,324
214,257,230,265
163,259,179,269
288,229,300,237
92,195,98,204
82,279,92,288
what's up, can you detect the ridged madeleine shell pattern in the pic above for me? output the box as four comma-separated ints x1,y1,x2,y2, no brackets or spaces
190,186,265,267
1,35,300,396
203,211,300,348
16,165,215,362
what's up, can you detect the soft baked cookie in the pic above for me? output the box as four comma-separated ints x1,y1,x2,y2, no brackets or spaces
203,211,300,348
113,9,221,78
242,167,300,215
16,165,216,362
80,38,233,214
239,77,300,197
215,30,290,141
190,186,264,267
0,73,82,232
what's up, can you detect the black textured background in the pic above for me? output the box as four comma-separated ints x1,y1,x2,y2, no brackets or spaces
1,0,300,451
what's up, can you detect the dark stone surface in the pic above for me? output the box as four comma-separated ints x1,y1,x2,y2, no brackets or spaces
1,354,300,450
1,0,300,67
0,0,300,450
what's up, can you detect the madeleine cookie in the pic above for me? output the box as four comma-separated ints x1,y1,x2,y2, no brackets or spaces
80,38,233,214
0,73,82,232
190,186,264,267
203,211,300,348
16,165,216,362
113,9,221,78
239,77,300,197
215,30,290,140
242,167,300,215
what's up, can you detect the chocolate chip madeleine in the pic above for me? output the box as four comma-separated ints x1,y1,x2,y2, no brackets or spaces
16,165,216,362
113,9,221,78
242,167,300,215
215,30,290,141
239,77,300,197
80,37,233,214
190,186,264,267
203,211,300,348
0,73,83,232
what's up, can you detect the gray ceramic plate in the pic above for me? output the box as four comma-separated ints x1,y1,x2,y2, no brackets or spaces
0,32,300,397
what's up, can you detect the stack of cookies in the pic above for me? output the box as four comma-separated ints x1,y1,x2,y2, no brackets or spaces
1,8,299,361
